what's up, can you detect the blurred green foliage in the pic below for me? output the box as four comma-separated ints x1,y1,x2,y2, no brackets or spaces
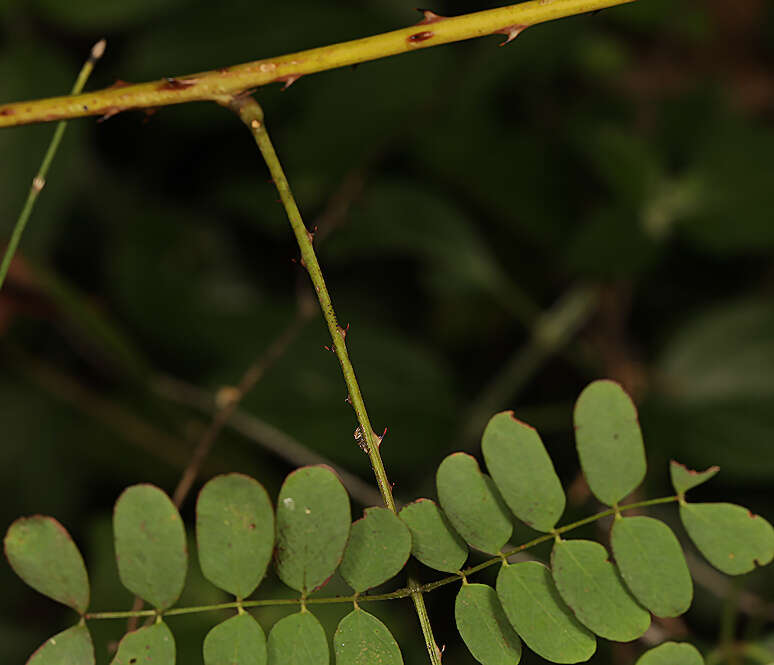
1,0,773,663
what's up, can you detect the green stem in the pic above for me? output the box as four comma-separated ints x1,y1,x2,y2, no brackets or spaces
0,0,635,128
84,494,678,620
720,578,741,665
0,39,105,291
228,94,441,663
227,95,396,512
423,494,679,590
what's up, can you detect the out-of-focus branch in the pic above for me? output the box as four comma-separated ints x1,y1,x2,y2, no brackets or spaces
169,308,312,508
153,375,383,507
0,40,106,291
457,284,598,448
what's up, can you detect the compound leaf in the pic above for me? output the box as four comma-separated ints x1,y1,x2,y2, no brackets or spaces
436,453,512,554
611,516,692,617
455,583,522,665
197,473,274,599
339,507,411,592
496,561,596,664
679,502,774,575
334,608,403,665
27,624,94,665
113,484,187,610
399,498,468,573
551,539,650,641
669,461,719,497
267,611,329,665
635,641,704,665
573,380,646,506
203,613,267,665
4,516,89,614
482,412,565,532
275,466,350,593
110,622,175,665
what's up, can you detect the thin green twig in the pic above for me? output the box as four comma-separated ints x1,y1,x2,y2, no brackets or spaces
0,39,105,291
84,494,679,620
226,94,441,664
226,95,396,513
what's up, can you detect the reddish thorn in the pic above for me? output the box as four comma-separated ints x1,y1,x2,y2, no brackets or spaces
159,76,198,91
416,8,444,24
280,75,301,90
408,31,434,43
108,79,132,89
496,24,528,46
337,324,348,340
0,107,16,116
97,107,121,123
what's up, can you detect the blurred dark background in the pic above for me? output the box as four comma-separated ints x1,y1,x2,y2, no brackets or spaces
1,0,773,663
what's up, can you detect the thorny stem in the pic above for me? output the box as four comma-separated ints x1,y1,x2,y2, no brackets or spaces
0,0,635,129
228,95,441,663
84,494,679,620
229,95,396,513
0,39,105,291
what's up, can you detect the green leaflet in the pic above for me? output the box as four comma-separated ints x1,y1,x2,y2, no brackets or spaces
339,507,411,592
436,453,512,554
669,461,719,497
679,502,774,575
496,561,596,664
573,380,646,506
455,583,522,665
551,539,650,642
334,608,403,665
110,622,176,665
197,473,275,599
611,516,693,617
203,613,267,665
635,641,704,665
27,624,94,665
399,499,468,573
267,611,329,665
275,466,350,593
113,484,187,610
482,412,565,532
4,516,89,614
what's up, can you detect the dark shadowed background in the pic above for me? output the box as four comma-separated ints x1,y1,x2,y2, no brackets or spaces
1,0,773,663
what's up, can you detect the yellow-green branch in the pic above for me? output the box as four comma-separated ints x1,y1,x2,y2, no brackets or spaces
0,0,634,128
